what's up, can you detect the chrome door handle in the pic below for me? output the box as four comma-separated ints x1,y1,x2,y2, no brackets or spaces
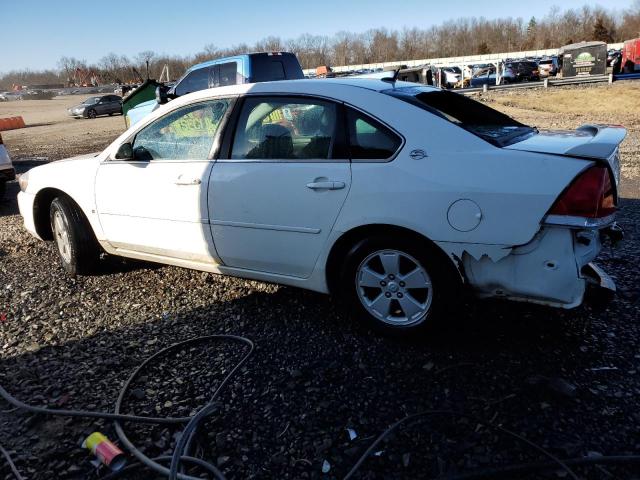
175,176,201,186
306,181,345,190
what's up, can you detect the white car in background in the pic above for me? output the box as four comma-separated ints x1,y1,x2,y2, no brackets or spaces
17,79,625,335
0,132,15,201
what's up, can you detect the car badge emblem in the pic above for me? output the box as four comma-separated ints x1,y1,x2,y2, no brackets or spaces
409,149,428,160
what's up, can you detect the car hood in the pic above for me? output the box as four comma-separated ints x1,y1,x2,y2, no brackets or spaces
55,152,101,163
506,124,626,186
71,104,89,110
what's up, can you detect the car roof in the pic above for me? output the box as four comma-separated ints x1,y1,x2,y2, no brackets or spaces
188,52,297,72
169,78,439,106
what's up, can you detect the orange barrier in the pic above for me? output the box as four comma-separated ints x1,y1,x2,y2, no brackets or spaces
0,116,26,132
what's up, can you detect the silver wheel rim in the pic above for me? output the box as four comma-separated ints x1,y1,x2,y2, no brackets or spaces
355,249,433,326
52,210,72,264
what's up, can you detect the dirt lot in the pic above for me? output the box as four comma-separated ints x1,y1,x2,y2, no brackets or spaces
0,84,639,479
0,95,125,161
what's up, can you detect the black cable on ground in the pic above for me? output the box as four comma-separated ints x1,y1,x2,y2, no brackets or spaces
343,410,580,480
99,455,226,480
0,334,254,480
0,443,26,480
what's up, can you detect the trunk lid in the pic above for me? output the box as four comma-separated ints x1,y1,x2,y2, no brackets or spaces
505,124,626,188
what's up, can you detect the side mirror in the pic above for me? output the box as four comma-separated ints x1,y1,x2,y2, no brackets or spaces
156,85,170,105
115,142,133,160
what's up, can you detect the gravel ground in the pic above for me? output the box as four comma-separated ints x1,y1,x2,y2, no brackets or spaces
0,83,639,479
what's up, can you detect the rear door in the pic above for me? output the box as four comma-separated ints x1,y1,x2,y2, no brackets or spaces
209,95,350,277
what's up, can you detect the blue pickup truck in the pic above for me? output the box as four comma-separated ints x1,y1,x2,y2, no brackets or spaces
126,52,304,126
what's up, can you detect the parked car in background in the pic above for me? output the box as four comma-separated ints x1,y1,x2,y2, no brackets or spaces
17,79,625,336
538,57,559,77
469,65,517,86
68,95,122,119
505,60,540,81
0,133,15,201
607,49,621,67
442,67,462,88
126,52,305,126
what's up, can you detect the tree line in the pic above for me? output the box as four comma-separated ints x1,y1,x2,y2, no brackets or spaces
1,2,639,89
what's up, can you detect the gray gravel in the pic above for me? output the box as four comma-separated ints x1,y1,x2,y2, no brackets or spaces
0,89,639,479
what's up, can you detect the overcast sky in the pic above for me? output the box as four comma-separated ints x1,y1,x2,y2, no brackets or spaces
0,0,633,72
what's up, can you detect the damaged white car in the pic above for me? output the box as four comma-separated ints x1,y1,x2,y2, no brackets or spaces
17,79,625,335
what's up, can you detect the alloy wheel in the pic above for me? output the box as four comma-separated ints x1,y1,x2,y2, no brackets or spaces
52,210,72,264
355,249,433,326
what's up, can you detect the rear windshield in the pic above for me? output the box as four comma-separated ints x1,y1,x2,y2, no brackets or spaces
385,86,535,147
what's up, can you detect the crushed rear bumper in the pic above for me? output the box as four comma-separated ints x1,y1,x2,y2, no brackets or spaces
463,222,622,309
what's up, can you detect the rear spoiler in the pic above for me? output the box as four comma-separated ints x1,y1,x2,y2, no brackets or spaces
566,124,626,159
567,124,625,189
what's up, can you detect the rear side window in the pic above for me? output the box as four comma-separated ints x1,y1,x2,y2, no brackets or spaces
218,62,238,86
231,97,338,160
346,108,401,160
250,54,304,82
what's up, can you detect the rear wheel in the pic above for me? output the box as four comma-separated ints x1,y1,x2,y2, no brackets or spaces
338,235,458,336
50,196,100,276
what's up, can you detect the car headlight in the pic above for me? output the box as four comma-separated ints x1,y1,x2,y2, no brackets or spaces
18,171,29,192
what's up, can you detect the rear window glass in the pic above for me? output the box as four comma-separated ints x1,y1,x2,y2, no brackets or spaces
250,54,303,82
346,108,401,160
218,62,238,86
385,87,534,147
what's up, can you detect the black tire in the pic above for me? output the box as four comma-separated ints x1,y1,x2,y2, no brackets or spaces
88,109,97,119
49,196,101,276
108,112,113,116
337,235,459,337
0,181,5,201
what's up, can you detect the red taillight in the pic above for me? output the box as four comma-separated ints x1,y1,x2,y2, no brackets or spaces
548,166,616,218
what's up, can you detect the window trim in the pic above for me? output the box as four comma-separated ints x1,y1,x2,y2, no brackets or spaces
343,103,405,163
105,97,237,164
218,93,350,164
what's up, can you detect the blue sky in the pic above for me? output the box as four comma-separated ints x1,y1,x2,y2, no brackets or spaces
0,0,632,72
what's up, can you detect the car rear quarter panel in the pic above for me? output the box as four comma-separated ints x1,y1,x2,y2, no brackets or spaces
332,94,589,249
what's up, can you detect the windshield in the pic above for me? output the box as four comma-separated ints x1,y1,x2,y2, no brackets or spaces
83,97,100,105
385,86,535,147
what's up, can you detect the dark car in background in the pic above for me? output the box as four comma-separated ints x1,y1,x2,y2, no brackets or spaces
68,95,122,119
505,60,540,81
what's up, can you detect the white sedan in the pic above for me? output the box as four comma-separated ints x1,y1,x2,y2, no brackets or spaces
17,78,625,335
0,132,15,201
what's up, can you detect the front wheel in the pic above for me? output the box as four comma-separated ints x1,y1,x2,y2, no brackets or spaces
338,236,458,336
87,109,97,119
50,196,100,276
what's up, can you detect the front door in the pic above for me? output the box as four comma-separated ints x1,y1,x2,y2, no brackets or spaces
209,96,351,278
95,98,232,263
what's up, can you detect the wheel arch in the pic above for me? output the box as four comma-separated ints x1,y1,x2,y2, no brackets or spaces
325,224,464,295
33,188,84,240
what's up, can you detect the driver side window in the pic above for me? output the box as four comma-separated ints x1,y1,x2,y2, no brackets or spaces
132,99,230,161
